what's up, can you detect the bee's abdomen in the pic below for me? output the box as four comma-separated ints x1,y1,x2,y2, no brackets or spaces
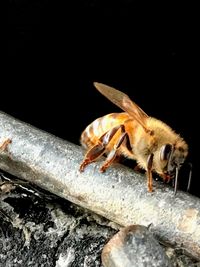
80,113,129,148
80,119,100,149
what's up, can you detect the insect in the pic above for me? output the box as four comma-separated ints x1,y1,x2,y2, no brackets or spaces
79,82,190,193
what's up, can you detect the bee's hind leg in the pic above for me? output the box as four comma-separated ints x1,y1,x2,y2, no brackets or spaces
79,143,106,172
100,132,128,172
79,125,124,172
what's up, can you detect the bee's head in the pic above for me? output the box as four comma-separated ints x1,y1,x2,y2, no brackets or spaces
159,140,189,193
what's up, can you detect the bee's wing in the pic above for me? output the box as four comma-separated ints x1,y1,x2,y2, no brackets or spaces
94,82,149,131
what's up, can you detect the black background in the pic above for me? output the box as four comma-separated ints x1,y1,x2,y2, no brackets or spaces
7,1,199,196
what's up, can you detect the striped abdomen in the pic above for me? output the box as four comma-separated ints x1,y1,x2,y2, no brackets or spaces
80,112,131,149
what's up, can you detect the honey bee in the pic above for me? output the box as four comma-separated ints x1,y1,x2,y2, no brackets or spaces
79,82,190,193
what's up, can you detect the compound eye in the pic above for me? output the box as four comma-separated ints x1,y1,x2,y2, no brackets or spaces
160,144,173,161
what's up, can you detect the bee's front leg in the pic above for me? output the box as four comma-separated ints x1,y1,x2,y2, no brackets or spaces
147,153,154,192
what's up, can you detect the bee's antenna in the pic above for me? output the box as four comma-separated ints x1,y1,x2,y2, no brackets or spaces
174,167,179,195
186,162,192,192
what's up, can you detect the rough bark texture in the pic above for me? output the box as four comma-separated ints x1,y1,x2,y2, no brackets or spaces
1,172,199,267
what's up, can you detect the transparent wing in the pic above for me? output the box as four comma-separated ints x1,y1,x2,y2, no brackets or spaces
94,82,149,131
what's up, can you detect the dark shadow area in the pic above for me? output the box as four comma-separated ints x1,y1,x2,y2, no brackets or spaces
7,1,199,197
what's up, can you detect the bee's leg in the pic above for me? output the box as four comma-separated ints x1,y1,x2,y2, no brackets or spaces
0,139,12,151
134,164,142,172
100,132,128,172
147,153,154,192
79,143,106,172
186,162,192,192
79,125,123,172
